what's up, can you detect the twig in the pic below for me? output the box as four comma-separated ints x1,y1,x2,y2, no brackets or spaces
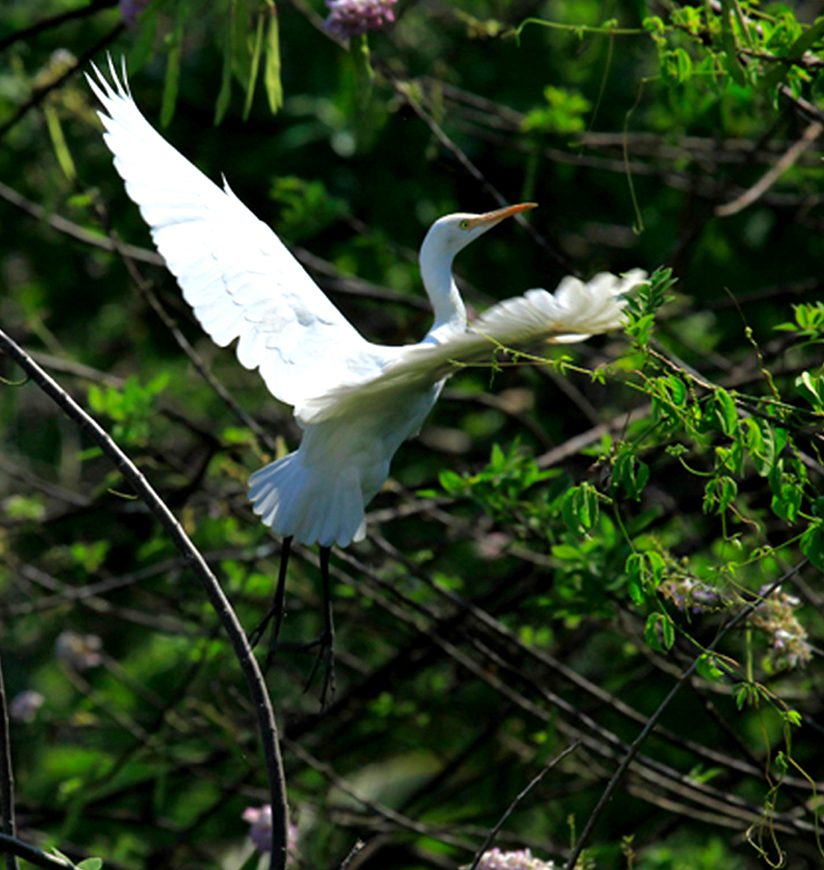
715,121,824,216
0,0,118,53
286,739,476,851
0,328,290,870
468,742,580,870
388,77,577,274
0,25,124,140
339,839,366,869
564,559,809,869
0,180,164,266
0,659,19,870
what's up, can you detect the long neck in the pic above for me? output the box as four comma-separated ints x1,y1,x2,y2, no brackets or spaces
419,235,467,341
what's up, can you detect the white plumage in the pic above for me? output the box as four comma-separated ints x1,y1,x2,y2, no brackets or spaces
88,59,646,548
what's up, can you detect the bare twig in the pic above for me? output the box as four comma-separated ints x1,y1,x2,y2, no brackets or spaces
389,77,576,274
468,742,580,870
564,560,809,869
0,0,118,53
0,328,289,870
715,121,824,216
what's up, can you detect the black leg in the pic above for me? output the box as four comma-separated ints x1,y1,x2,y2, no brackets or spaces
304,545,336,708
249,536,292,661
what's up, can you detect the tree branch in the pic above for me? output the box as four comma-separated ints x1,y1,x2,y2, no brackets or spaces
0,328,289,870
0,0,118,53
0,658,19,870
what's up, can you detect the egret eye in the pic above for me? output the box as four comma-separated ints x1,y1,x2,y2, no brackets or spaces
458,219,471,230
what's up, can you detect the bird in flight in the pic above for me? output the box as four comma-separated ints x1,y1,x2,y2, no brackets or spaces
88,59,645,693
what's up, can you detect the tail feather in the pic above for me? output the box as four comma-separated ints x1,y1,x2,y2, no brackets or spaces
248,453,366,547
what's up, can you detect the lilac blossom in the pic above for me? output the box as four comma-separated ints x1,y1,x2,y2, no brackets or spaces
659,575,722,614
324,0,397,39
750,586,812,670
476,848,558,870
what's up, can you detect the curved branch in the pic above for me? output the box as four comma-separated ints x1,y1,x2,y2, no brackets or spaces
0,328,289,870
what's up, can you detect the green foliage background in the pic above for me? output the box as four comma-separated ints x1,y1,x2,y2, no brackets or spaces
1,1,823,868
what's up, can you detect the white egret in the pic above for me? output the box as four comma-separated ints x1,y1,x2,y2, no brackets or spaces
88,60,645,688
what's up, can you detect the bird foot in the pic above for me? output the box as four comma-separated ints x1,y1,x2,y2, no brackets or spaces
302,629,336,710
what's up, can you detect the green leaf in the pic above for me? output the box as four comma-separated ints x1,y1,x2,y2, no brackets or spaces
695,653,724,681
562,483,599,534
796,370,824,410
438,469,465,494
612,448,650,500
713,388,738,437
661,47,693,84
624,267,677,346
160,0,187,126
800,521,824,571
552,544,583,561
77,859,104,870
703,475,738,514
215,0,236,124
264,1,284,113
665,374,687,407
44,104,77,181
645,612,675,652
243,9,266,120
770,470,802,523
719,0,746,85
626,550,666,593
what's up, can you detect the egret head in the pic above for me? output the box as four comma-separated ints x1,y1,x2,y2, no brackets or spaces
420,202,538,263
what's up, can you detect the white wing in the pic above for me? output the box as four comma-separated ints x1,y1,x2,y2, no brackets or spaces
87,59,377,408
301,269,646,424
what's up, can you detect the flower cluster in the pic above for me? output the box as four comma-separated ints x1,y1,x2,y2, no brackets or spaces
659,575,723,614
55,631,103,672
242,805,299,863
476,848,558,870
750,586,812,671
324,0,397,38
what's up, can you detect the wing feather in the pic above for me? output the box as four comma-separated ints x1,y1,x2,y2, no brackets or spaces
87,59,376,407
300,269,646,424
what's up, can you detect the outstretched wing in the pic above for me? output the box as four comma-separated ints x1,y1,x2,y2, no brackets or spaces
301,269,645,424
87,59,376,408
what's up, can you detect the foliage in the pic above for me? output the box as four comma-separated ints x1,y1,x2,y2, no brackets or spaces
1,1,823,869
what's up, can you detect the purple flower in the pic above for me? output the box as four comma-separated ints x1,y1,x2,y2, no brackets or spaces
242,805,298,862
750,586,812,670
55,631,103,672
9,690,45,723
476,848,558,870
659,576,722,614
324,0,397,38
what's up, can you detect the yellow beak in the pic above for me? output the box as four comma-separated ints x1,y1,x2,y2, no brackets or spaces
465,202,538,229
